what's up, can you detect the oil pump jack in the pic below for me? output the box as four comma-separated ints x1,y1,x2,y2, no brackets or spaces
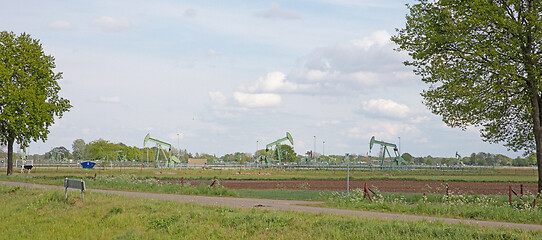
266,132,294,164
369,136,406,167
144,133,180,167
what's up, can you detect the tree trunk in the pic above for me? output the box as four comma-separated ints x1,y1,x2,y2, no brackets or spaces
529,85,542,194
6,138,13,176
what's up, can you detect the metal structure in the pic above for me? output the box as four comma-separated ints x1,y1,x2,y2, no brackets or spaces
369,136,406,167
266,132,294,164
456,151,464,166
116,150,127,161
256,154,268,165
51,149,65,162
144,133,180,167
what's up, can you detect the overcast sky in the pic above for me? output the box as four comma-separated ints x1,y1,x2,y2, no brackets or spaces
1,0,523,158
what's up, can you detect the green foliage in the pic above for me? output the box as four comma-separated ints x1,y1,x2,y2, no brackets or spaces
273,144,297,162
85,139,147,161
0,31,71,174
393,0,542,153
103,206,124,220
149,215,180,231
72,139,86,160
401,152,413,163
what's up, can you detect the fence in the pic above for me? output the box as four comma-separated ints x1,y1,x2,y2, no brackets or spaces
0,159,536,173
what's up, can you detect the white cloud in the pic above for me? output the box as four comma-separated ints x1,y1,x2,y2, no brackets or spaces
306,69,331,81
255,3,300,20
248,72,307,93
49,20,75,30
184,8,197,18
290,30,411,95
99,96,121,103
361,99,410,118
209,91,227,106
345,71,380,86
92,16,131,32
206,49,222,57
350,30,391,51
317,120,341,127
347,122,418,141
233,92,281,108
168,132,184,141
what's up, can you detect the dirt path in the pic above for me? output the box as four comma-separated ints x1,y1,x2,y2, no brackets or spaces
2,180,541,231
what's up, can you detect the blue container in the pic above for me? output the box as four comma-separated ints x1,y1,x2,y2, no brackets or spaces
80,161,96,169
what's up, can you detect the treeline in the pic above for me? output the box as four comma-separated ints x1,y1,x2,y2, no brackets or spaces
0,138,537,167
403,152,537,167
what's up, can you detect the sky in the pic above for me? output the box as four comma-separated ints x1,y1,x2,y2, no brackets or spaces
0,0,523,158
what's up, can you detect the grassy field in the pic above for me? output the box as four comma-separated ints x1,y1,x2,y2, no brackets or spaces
1,184,541,239
0,166,537,182
1,167,541,226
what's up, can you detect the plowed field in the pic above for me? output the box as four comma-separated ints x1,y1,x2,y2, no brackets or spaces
167,179,537,195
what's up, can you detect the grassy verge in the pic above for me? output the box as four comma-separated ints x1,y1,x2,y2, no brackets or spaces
2,171,541,225
324,189,542,224
0,167,537,182
1,184,541,239
235,188,334,201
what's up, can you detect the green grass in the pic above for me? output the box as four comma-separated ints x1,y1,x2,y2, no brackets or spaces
0,166,537,182
324,189,542,224
1,184,541,239
2,168,541,225
235,188,334,201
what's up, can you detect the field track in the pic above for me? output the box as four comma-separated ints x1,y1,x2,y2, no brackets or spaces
166,179,538,195
1,180,542,231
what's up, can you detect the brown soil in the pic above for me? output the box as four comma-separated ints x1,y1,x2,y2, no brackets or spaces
166,179,537,195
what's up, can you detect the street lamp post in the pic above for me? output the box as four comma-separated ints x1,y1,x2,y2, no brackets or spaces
398,137,401,155
313,136,316,160
322,141,325,158
177,133,181,158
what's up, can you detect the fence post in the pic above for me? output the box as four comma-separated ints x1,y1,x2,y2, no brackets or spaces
509,185,512,206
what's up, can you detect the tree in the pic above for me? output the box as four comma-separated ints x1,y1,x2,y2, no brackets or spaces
0,31,71,175
72,139,86,160
273,144,297,163
392,0,542,192
401,152,413,163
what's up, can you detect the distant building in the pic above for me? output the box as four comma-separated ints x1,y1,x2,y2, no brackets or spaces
188,158,207,167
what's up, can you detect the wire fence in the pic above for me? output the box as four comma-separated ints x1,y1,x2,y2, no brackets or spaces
1,159,534,174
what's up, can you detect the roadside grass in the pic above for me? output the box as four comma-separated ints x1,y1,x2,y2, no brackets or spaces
325,189,542,224
0,167,537,182
235,189,334,201
1,184,541,239
2,169,542,225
